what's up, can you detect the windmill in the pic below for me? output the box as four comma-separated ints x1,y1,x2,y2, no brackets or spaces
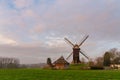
65,35,89,64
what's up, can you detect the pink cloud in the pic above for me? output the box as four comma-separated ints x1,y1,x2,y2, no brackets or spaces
13,0,33,9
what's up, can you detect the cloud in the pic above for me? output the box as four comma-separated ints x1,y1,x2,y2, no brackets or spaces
0,0,120,63
0,41,70,64
30,23,46,34
13,0,34,9
0,34,17,45
42,0,120,40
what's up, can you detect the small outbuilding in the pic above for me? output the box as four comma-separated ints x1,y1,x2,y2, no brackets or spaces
53,56,69,69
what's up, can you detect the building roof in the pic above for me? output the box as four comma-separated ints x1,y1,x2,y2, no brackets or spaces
53,56,69,64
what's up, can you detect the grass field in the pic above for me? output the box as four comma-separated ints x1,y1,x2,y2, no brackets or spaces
0,69,120,80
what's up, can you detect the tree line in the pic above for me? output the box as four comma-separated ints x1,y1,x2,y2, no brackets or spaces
0,57,20,68
89,48,120,69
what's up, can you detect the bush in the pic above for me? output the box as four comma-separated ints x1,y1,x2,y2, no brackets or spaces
90,66,104,70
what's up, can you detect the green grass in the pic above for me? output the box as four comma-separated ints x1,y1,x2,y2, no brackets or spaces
0,69,120,80
69,63,89,69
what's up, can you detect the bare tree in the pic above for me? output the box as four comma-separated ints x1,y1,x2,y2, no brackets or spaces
0,57,20,68
109,48,118,61
88,58,94,67
95,57,104,67
81,57,85,64
108,48,120,64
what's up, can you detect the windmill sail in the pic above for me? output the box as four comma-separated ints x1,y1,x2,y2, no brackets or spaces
78,35,89,47
64,38,74,46
64,35,89,64
66,52,73,60
80,50,89,60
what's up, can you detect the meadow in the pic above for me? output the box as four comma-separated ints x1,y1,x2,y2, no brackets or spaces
0,69,120,80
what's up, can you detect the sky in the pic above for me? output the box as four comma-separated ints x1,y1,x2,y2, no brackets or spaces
0,0,120,64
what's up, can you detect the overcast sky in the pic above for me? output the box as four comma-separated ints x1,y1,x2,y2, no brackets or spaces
0,0,120,64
